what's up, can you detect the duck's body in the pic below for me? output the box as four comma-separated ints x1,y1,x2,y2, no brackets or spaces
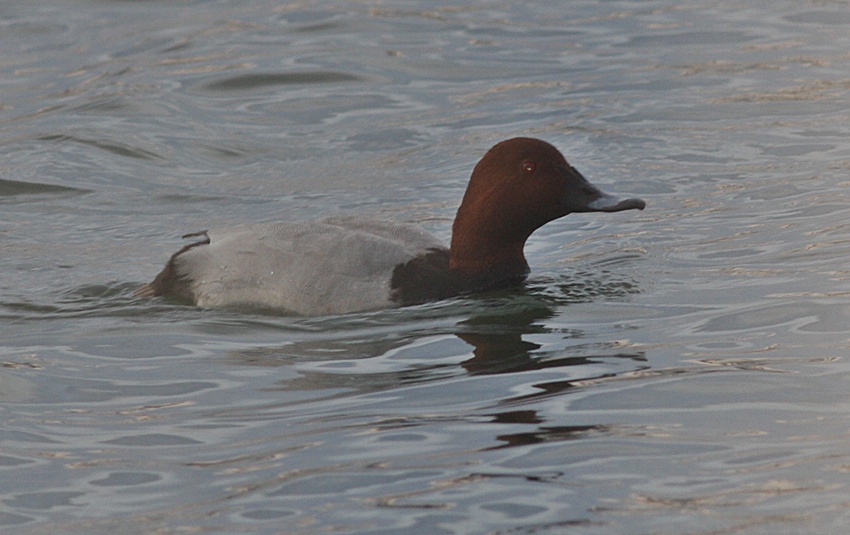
137,138,645,315
145,217,444,315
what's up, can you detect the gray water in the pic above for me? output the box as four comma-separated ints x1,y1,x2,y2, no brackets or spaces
3,1,850,533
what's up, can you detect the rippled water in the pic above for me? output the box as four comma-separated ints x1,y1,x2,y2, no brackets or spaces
3,1,850,533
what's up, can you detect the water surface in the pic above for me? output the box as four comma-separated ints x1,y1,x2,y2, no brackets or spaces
3,1,850,533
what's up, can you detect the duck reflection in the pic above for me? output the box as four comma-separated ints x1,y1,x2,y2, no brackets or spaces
227,292,644,404
223,289,646,449
454,296,644,450
486,409,602,450
456,298,644,379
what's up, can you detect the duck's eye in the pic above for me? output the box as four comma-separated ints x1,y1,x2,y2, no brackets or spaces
522,161,536,174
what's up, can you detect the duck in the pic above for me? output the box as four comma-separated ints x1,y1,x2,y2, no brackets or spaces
135,137,645,315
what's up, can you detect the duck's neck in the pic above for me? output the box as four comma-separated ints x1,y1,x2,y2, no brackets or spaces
448,213,531,288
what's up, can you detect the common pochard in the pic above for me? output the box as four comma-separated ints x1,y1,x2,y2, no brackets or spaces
136,137,645,314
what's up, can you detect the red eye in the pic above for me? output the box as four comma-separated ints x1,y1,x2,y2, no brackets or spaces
522,161,536,173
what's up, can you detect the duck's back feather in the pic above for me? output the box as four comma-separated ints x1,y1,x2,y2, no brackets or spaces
160,216,444,315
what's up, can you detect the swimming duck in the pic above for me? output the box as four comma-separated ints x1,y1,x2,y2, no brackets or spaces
136,137,645,314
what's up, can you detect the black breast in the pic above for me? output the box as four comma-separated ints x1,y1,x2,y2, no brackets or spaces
390,247,527,306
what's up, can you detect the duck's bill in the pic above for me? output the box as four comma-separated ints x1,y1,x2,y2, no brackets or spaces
587,193,646,212
561,165,646,213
